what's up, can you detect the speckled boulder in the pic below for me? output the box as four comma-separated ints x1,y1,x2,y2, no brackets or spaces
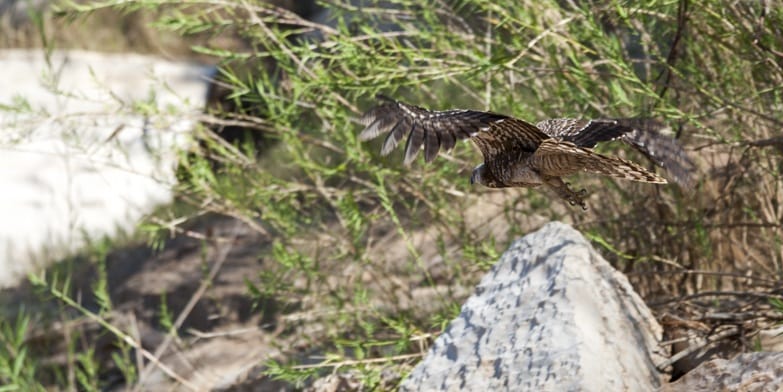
664,352,783,392
401,222,668,391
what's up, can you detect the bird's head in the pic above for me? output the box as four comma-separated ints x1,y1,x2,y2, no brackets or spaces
470,164,488,186
470,164,504,188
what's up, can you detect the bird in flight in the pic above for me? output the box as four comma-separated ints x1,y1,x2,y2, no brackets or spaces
359,95,694,209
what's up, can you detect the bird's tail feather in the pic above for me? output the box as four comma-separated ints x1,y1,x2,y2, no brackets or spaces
534,139,667,183
582,153,668,184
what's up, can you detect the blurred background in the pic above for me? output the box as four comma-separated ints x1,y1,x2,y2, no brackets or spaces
0,0,782,390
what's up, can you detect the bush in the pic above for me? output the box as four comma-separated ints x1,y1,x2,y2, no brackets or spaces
4,0,783,389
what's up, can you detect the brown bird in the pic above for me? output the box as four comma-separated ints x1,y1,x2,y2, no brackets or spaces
359,95,694,209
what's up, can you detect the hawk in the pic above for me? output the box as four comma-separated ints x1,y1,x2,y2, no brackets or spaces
359,95,694,209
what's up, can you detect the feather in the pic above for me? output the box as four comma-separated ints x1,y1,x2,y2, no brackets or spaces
439,129,456,152
533,139,666,183
536,118,629,147
423,126,440,163
567,120,624,147
403,123,425,165
381,117,410,156
359,117,392,141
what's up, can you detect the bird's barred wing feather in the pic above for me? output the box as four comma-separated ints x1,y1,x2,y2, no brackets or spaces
469,117,550,161
360,96,549,165
536,118,695,188
535,118,660,148
531,139,667,183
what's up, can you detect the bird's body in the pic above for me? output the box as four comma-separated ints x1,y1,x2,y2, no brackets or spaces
359,96,694,209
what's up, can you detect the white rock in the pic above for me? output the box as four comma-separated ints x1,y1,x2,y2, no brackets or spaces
401,221,669,391
0,49,212,287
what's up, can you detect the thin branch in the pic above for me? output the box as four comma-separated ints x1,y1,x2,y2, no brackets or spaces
291,352,423,370
656,326,740,371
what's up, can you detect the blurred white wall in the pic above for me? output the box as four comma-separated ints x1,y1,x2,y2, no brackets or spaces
0,49,212,287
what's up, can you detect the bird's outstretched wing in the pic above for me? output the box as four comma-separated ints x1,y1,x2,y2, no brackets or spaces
359,95,549,164
535,118,658,148
536,118,695,188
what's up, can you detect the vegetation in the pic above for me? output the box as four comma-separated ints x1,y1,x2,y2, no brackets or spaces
1,0,783,389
